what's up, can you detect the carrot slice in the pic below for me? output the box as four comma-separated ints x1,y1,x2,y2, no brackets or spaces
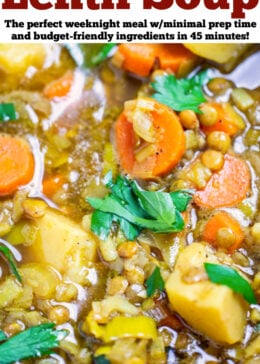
0,134,34,195
194,154,250,208
43,70,74,99
116,44,157,78
156,44,196,73
115,97,185,179
200,102,245,136
202,211,245,253
42,174,64,197
115,44,196,78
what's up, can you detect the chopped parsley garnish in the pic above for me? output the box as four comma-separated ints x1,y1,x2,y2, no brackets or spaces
0,323,67,364
151,70,209,113
94,355,111,364
0,331,7,342
0,243,21,282
87,172,193,240
204,263,257,305
90,44,116,66
0,103,17,122
146,266,165,297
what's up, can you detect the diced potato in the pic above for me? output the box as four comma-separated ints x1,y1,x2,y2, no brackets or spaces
5,220,37,246
245,335,260,358
19,263,60,299
0,44,47,75
184,44,249,64
12,284,33,309
0,277,23,308
22,207,97,273
92,296,139,324
165,242,247,344
63,241,97,285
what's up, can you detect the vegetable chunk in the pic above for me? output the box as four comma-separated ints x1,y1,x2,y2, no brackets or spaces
202,211,245,252
184,44,249,64
114,44,196,78
200,102,245,136
194,154,250,208
165,243,247,344
0,44,47,75
43,71,74,99
115,97,185,178
24,208,97,272
0,134,35,196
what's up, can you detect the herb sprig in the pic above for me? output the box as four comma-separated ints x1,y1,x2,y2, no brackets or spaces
151,70,209,113
90,44,116,66
94,355,111,364
0,242,22,282
146,266,165,297
0,323,67,364
204,263,257,304
87,173,193,240
0,103,17,122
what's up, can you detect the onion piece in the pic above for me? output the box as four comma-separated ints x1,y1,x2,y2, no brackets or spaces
124,99,156,143
134,142,156,163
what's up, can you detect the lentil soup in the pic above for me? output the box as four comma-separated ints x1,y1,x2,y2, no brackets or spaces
0,43,259,364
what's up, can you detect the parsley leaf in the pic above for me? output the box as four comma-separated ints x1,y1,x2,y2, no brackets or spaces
88,195,180,233
94,355,111,364
0,323,67,364
204,263,257,305
87,174,193,240
0,103,17,122
151,70,209,113
132,184,176,225
170,190,193,212
0,243,22,282
0,331,7,342
90,44,116,66
146,266,165,297
105,172,147,219
91,174,142,240
91,210,114,241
